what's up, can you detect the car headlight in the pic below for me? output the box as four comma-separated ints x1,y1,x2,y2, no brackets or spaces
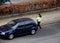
1,32,5,35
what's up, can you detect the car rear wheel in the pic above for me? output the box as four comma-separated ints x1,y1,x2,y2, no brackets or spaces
8,34,14,40
31,30,36,35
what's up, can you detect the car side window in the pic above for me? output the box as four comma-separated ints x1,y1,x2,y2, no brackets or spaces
18,25,24,29
24,21,33,27
26,23,33,27
17,22,25,29
24,21,32,24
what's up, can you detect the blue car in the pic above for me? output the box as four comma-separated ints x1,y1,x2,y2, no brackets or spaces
0,18,38,40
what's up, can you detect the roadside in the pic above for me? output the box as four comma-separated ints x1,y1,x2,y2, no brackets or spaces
0,10,60,26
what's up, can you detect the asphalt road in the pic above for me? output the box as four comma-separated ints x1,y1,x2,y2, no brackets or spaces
0,10,60,43
0,22,60,43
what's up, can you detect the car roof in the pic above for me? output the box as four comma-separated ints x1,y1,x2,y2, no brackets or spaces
13,18,35,23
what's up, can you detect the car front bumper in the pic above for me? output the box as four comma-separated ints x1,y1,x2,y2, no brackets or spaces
0,32,9,39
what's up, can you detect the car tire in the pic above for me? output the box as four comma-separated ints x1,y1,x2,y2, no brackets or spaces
8,34,14,40
30,30,36,35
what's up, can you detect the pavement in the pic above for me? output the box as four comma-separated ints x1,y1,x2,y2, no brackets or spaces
0,10,60,26
0,9,60,43
11,0,37,3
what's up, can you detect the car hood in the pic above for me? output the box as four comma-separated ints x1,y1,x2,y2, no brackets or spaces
0,25,12,32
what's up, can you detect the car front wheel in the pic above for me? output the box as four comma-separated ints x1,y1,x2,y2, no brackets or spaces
31,30,36,35
8,34,14,40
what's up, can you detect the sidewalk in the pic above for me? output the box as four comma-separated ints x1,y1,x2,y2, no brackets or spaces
11,0,36,3
0,10,60,26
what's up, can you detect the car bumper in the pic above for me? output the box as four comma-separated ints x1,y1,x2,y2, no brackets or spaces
0,34,9,38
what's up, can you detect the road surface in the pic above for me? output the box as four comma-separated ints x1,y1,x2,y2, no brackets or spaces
0,22,60,43
0,10,60,43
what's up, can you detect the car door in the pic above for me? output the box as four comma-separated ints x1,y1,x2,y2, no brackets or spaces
24,21,33,33
15,22,25,36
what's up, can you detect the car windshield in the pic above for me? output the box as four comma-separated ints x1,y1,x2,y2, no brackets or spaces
6,21,16,27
